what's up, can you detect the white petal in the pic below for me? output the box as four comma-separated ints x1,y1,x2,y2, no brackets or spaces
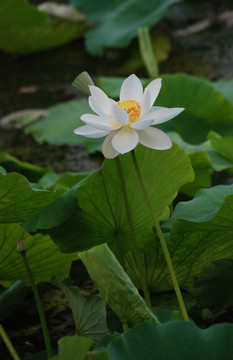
111,103,129,125
145,78,162,107
89,85,112,115
74,125,109,138
120,74,143,102
102,131,120,159
112,126,139,154
150,106,184,125
140,88,152,117
89,96,106,117
81,114,119,130
138,127,172,150
130,118,154,129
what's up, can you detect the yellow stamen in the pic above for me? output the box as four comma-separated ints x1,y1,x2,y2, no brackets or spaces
117,100,141,124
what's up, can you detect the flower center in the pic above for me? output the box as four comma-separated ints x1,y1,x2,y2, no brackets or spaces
117,100,141,124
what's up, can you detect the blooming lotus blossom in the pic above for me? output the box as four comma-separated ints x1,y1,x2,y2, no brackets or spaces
74,74,184,158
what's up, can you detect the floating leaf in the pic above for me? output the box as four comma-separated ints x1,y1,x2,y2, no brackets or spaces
212,79,233,104
0,152,47,182
0,0,88,55
71,0,182,55
24,100,103,153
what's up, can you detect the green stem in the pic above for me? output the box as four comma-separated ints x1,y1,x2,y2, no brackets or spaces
131,150,190,322
122,322,129,332
0,323,20,360
115,157,152,308
138,27,159,78
20,252,53,358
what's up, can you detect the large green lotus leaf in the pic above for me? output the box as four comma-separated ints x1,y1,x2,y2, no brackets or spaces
0,223,76,284
24,100,103,153
71,0,182,55
0,152,47,182
53,280,109,341
0,0,88,55
79,244,159,328
179,150,212,197
168,131,233,172
99,74,233,144
152,184,233,292
212,79,233,104
51,335,94,360
156,73,233,143
38,171,89,192
23,181,84,232
165,184,233,226
0,172,59,223
193,259,233,313
24,144,194,258
208,131,233,163
107,321,233,359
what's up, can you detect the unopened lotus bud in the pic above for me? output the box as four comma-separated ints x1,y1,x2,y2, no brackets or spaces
17,239,26,253
71,71,94,96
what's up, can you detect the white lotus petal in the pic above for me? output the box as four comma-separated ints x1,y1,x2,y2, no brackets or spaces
102,131,120,159
120,74,143,102
130,118,154,129
150,106,184,125
89,85,112,115
138,127,172,150
73,125,109,138
145,78,162,107
88,96,106,117
140,88,152,117
112,127,139,154
81,114,119,130
111,103,129,125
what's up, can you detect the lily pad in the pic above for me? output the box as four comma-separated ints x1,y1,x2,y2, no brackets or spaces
71,0,182,55
212,79,233,104
0,152,48,182
24,100,103,153
0,0,88,55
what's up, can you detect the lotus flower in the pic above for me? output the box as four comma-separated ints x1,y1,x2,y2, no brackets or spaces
74,74,184,158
